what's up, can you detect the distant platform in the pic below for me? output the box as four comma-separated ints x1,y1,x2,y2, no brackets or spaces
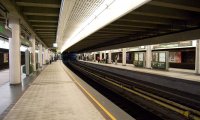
82,60,199,82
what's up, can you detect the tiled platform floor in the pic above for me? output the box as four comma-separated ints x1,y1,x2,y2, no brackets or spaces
3,61,104,120
82,61,200,82
0,66,37,119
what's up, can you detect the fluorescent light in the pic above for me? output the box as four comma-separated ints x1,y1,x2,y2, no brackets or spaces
61,0,150,52
20,45,28,52
0,38,28,52
0,39,9,49
53,43,57,47
192,40,197,47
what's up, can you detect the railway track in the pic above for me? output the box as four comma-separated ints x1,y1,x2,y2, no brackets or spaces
66,61,200,120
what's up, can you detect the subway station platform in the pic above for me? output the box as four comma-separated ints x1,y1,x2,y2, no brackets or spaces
82,61,200,82
1,61,134,120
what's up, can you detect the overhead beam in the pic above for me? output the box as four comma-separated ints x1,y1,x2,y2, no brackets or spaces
16,2,60,8
123,13,172,21
42,39,56,41
29,20,57,23
92,28,200,51
131,5,194,20
132,11,185,20
27,16,58,21
119,13,182,25
24,12,58,17
40,35,56,36
112,20,179,29
38,34,56,36
119,19,168,25
90,34,125,37
95,31,133,34
32,25,57,27
118,18,195,28
35,28,57,30
87,35,123,39
149,1,200,12
110,24,155,29
36,30,57,32
110,23,181,31
94,32,130,35
37,31,56,33
106,25,151,30
40,37,56,39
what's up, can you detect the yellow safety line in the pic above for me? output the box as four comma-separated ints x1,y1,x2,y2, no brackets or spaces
61,63,117,120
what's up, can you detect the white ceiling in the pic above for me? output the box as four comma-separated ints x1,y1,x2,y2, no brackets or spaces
56,0,105,51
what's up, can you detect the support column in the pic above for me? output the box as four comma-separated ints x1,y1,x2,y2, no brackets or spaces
9,17,21,84
122,48,126,66
94,53,96,61
30,35,36,71
25,50,30,75
42,48,46,64
52,52,55,61
45,49,49,63
44,49,46,63
196,40,200,74
38,44,43,67
108,50,112,64
100,51,102,60
42,48,44,64
146,45,152,69
48,50,51,61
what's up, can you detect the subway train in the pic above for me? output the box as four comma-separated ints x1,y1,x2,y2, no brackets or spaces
0,48,25,71
62,51,77,63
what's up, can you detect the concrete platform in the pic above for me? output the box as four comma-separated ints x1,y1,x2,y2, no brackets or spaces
2,61,133,120
83,61,199,82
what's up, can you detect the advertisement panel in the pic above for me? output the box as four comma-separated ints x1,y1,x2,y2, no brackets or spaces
169,52,181,63
139,53,144,61
152,52,158,62
159,52,166,62
3,53,8,63
135,53,138,61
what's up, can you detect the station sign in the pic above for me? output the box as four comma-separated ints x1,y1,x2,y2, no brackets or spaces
0,23,11,38
153,40,193,50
